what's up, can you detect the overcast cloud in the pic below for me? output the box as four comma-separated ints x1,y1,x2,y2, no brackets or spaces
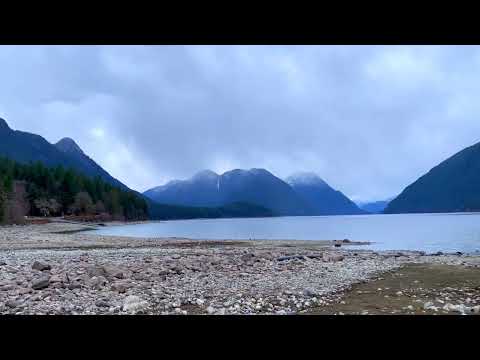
1,45,480,202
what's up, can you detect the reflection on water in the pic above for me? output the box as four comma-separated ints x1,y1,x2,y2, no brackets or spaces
91,213,480,253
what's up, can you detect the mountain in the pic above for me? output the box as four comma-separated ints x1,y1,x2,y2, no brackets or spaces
0,118,276,220
286,172,366,215
385,141,480,214
144,168,311,215
0,118,128,190
358,200,391,214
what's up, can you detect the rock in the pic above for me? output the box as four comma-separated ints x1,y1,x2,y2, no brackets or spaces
323,253,344,262
17,288,31,295
87,276,108,289
95,300,110,308
32,276,50,290
32,261,51,271
67,283,82,290
423,301,433,310
302,288,317,297
132,273,146,281
196,299,205,306
472,305,480,314
49,275,63,283
6,299,21,308
104,266,125,279
216,308,226,315
240,254,255,262
122,295,149,313
1,284,15,291
86,265,107,278
277,255,305,262
206,306,216,314
111,281,131,293
0,261,6,266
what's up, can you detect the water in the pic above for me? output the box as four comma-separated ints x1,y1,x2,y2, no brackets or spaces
91,213,480,253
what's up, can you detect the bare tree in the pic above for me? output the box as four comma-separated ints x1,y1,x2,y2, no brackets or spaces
34,198,61,217
5,181,29,224
94,200,106,215
71,192,94,215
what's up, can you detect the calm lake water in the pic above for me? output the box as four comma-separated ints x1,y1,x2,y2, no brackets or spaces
91,213,480,253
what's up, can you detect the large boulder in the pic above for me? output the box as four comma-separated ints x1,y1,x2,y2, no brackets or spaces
32,261,51,271
32,276,50,290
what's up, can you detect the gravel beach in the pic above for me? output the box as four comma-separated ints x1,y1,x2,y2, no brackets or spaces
1,221,479,315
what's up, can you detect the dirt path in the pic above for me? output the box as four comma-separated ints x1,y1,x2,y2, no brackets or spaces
308,263,480,315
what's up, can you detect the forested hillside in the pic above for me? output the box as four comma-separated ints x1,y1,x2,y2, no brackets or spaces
0,157,148,224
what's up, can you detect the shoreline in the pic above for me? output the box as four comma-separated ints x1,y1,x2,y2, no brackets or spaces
1,221,479,315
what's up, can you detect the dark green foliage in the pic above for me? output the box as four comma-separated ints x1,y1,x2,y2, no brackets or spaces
385,141,480,214
0,157,148,221
147,200,274,220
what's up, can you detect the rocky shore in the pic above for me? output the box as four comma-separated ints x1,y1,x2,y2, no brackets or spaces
1,221,479,315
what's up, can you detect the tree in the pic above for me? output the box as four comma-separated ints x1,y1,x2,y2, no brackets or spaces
34,198,61,217
0,181,6,223
94,200,106,214
4,181,29,224
70,192,94,215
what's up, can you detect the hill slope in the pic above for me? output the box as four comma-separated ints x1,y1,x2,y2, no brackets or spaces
385,141,480,213
286,172,366,215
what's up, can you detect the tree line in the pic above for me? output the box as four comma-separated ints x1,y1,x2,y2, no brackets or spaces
0,157,148,224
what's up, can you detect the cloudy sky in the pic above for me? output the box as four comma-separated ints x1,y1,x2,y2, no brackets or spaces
1,45,480,202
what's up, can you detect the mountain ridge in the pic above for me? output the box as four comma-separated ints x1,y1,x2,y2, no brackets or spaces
145,168,311,216
385,141,480,213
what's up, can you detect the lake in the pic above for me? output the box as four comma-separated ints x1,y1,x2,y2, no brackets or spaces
91,213,480,253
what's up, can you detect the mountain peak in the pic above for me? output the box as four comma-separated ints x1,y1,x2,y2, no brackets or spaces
55,137,84,155
192,169,218,180
286,172,328,187
0,117,12,132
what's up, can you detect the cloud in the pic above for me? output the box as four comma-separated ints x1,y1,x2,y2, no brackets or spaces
1,45,479,202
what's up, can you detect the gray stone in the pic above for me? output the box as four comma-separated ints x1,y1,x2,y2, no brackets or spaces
87,276,108,289
6,299,21,308
323,253,344,262
32,261,51,271
49,275,63,283
32,276,50,290
1,284,15,291
104,266,125,279
111,281,131,293
302,288,318,297
95,300,110,308
86,265,107,278
122,295,149,313
67,283,82,290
